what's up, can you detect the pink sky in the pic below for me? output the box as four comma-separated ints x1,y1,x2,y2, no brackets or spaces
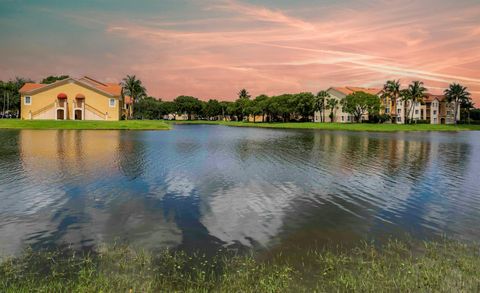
1,0,480,104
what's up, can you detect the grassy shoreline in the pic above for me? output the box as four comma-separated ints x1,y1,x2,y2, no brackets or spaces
2,119,479,132
1,239,479,292
170,120,480,132
0,119,170,130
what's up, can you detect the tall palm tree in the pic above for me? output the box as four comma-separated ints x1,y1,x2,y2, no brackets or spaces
327,98,339,122
383,80,401,123
404,81,427,124
315,90,329,122
122,75,146,119
444,83,471,125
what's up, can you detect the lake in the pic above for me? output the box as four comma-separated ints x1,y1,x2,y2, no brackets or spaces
0,125,479,256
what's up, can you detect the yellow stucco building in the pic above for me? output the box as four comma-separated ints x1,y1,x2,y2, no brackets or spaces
19,76,128,121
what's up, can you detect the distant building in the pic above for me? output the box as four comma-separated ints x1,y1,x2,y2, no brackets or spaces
19,76,126,121
314,87,383,123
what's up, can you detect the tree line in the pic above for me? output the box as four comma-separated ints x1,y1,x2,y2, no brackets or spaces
1,75,477,124
130,78,476,125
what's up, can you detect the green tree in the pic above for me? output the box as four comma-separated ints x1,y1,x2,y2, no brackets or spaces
272,94,295,122
133,97,164,120
174,95,202,120
235,89,251,121
41,75,69,84
219,101,231,120
315,90,329,122
444,83,471,125
162,101,177,120
204,99,222,120
254,94,270,122
383,80,401,123
1,77,31,116
341,92,381,123
460,99,474,123
122,75,147,119
326,98,339,122
403,81,427,124
238,88,251,99
293,92,315,121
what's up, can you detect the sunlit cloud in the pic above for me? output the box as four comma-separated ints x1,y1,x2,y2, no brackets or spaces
0,0,479,103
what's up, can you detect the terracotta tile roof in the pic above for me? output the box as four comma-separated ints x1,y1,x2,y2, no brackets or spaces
331,87,382,96
19,83,46,93
19,76,122,96
424,93,446,102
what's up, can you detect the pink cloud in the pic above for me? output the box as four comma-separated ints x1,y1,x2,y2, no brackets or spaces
2,0,479,104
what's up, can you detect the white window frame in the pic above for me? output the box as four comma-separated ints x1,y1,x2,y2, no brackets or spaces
24,96,31,105
109,98,116,108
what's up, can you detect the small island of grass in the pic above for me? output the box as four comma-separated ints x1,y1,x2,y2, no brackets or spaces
0,119,171,130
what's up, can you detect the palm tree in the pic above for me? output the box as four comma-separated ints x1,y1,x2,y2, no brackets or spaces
315,90,329,122
461,100,474,124
121,75,146,119
444,83,471,125
404,81,427,124
383,80,401,123
327,98,339,122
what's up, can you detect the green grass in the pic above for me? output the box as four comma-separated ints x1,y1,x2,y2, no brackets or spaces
0,119,170,130
170,120,480,132
1,239,479,292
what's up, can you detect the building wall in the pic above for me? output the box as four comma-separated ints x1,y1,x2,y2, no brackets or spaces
314,89,352,123
21,81,122,121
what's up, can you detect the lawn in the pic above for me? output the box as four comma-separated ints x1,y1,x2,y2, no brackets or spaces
170,120,480,132
0,119,171,130
1,239,479,292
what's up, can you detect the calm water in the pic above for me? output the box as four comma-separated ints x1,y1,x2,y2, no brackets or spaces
0,125,480,256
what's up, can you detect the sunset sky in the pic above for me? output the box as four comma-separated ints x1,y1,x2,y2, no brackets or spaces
1,0,480,103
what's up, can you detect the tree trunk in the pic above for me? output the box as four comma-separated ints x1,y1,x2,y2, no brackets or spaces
392,97,397,124
2,91,5,116
454,100,459,125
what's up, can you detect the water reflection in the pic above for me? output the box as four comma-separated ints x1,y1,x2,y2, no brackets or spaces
0,126,479,256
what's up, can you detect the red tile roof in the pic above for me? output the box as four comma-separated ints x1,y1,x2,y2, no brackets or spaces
424,93,446,102
331,87,382,96
19,83,45,93
19,76,122,96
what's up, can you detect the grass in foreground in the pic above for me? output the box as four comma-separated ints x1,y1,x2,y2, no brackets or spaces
170,120,480,132
0,119,170,130
1,240,479,292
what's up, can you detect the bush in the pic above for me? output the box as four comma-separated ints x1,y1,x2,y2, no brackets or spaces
415,119,430,124
367,114,391,124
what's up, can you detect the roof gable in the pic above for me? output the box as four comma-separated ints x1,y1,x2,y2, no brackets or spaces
19,77,122,97
327,86,382,97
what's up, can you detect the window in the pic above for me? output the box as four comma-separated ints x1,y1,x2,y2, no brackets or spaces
397,109,401,114
341,116,344,122
433,110,437,115
385,108,390,114
24,96,31,105
415,110,419,115
397,117,401,122
109,98,115,107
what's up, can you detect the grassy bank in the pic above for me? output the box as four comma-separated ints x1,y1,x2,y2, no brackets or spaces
170,120,480,132
1,240,479,292
0,119,170,130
